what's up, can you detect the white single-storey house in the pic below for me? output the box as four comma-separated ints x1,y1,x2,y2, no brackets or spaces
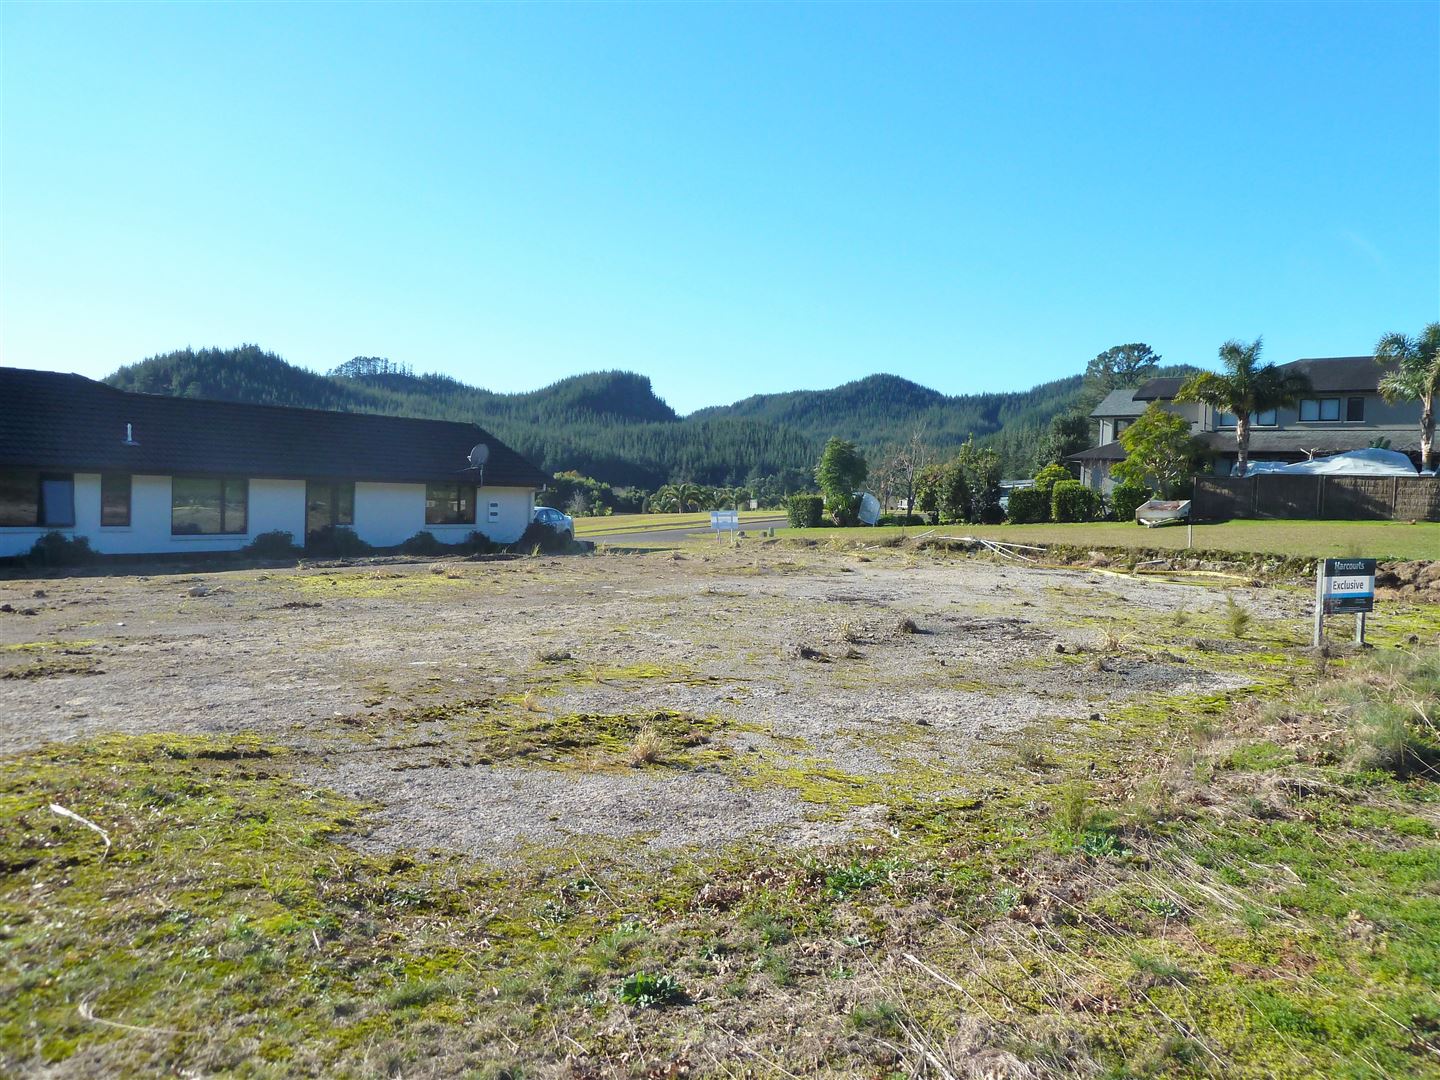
0,366,551,558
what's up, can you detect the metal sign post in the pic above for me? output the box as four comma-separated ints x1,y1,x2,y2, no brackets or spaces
1314,557,1376,647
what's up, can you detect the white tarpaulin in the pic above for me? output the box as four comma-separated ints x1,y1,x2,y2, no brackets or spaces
1268,448,1418,477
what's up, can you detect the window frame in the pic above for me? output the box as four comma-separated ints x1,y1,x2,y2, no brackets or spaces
101,473,132,527
1299,398,1341,422
305,480,356,536
1216,409,1277,429
0,467,41,528
171,476,249,536
424,481,477,526
38,473,76,528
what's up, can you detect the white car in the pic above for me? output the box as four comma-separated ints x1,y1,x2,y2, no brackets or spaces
531,506,574,543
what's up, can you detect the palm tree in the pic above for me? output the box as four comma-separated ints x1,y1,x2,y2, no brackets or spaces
1375,323,1440,471
650,482,707,513
1175,337,1311,477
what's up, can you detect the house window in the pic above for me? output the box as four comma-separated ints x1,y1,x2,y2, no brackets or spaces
101,474,131,527
1346,397,1365,422
0,468,39,527
1112,419,1129,438
425,482,476,525
1299,398,1341,422
172,477,248,535
305,481,355,536
39,475,75,527
1217,409,1277,428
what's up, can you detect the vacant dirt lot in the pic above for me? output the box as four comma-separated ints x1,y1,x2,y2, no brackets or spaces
4,540,1438,1079
2,543,1281,859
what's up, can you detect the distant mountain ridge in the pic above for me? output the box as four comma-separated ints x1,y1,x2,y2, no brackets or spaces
100,345,1182,487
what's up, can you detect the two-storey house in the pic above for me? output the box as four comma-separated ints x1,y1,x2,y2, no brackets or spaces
1072,357,1421,491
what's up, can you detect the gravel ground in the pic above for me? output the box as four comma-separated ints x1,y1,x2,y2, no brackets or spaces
1,543,1292,859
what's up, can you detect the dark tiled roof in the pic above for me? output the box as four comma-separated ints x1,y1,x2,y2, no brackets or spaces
1281,357,1396,393
1133,377,1187,401
0,367,550,488
1068,440,1129,462
1090,389,1148,418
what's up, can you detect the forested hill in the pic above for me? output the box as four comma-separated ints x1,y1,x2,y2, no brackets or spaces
692,372,1087,448
100,345,1166,488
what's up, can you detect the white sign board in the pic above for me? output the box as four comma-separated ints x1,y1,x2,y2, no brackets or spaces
710,510,739,532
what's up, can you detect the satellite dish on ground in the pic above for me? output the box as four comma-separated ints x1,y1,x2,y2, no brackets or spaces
858,491,881,526
468,444,490,469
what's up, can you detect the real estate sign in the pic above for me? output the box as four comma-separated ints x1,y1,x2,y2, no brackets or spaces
1321,558,1376,614
711,509,739,532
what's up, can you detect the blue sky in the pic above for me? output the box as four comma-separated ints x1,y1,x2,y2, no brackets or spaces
2,2,1436,415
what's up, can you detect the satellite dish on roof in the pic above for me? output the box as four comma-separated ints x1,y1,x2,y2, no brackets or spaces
468,444,490,469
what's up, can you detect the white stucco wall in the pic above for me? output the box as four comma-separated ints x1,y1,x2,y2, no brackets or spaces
353,483,533,546
1,475,537,557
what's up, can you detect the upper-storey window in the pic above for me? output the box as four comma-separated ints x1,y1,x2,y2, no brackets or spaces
1217,409,1277,428
1298,398,1341,422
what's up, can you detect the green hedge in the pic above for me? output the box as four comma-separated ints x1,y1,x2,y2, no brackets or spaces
1006,488,1051,524
1052,480,1102,523
1110,483,1152,523
786,494,824,528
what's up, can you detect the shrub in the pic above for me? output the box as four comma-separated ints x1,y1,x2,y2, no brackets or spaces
1032,463,1073,494
826,493,859,527
243,530,300,559
1110,482,1152,523
786,494,823,529
876,513,924,526
305,525,373,558
512,522,572,554
1051,480,1101,523
400,530,447,556
26,531,94,567
460,530,495,555
1006,487,1051,524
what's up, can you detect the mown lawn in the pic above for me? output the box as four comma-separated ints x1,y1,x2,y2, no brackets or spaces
776,519,1440,561
573,510,781,537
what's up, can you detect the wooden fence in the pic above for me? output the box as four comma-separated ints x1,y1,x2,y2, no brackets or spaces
1192,475,1440,522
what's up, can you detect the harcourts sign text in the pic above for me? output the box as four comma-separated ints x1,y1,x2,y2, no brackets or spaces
1322,558,1376,615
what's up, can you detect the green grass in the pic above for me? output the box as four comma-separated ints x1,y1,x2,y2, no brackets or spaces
572,510,780,537
777,518,1440,561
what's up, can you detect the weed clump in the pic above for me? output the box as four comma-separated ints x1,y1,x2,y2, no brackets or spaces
1224,595,1251,639
617,971,685,1008
895,616,920,635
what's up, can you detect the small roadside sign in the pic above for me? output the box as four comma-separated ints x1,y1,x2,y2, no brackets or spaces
710,509,739,533
1314,557,1377,645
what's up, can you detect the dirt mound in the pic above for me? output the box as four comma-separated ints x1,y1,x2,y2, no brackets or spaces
1376,560,1440,603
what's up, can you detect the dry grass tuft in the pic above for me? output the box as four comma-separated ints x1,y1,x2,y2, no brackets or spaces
535,648,573,664
627,727,664,767
896,616,920,635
